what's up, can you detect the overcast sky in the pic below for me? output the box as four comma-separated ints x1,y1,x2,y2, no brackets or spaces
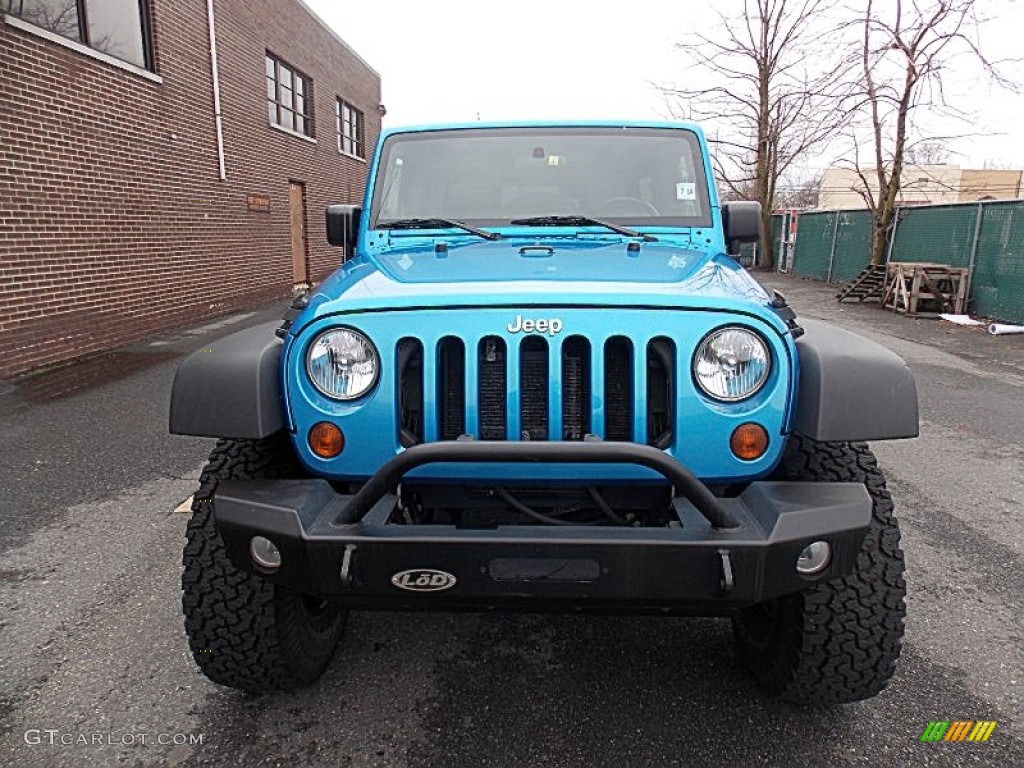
307,0,1024,172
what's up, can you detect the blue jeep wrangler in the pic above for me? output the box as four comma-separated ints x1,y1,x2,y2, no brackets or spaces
170,122,917,703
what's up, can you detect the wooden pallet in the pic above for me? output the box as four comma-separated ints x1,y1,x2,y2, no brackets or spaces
837,264,887,303
882,262,968,317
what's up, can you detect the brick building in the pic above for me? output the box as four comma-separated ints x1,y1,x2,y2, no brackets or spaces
0,0,381,378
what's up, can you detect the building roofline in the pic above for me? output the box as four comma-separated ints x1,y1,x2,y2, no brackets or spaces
293,0,379,78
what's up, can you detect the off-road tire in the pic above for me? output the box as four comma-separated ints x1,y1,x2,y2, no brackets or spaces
732,436,906,704
182,434,347,693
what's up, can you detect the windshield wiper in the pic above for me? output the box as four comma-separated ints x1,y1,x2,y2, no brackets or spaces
509,215,659,242
378,217,501,241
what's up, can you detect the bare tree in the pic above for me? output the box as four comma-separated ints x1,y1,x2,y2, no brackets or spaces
775,172,822,209
846,0,1012,264
7,0,80,39
660,0,850,268
981,157,1017,170
904,139,951,165
717,178,759,203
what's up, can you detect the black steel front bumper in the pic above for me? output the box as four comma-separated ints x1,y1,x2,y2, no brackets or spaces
213,442,872,613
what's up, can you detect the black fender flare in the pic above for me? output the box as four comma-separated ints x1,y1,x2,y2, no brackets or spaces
169,321,284,439
792,319,918,442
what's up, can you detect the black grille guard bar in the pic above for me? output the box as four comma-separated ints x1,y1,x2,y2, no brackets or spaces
340,441,740,530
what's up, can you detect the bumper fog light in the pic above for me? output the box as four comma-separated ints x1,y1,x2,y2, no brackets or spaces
796,541,830,575
250,536,282,572
309,422,345,458
730,423,769,460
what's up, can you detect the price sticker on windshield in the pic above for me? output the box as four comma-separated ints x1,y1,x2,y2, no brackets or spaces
676,182,696,200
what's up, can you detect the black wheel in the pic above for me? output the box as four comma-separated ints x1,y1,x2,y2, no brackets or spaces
181,434,347,693
732,436,907,704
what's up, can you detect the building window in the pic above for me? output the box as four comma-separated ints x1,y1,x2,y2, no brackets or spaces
336,99,364,158
3,0,153,70
266,53,313,137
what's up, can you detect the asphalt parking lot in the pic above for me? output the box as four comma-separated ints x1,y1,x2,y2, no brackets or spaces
1,274,1022,767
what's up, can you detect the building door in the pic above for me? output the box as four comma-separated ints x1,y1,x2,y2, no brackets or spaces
288,182,308,287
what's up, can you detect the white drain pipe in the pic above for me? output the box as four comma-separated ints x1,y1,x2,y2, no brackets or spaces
988,323,1024,336
207,0,226,180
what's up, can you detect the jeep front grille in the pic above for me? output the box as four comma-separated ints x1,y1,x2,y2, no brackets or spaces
561,336,590,440
397,338,424,447
519,337,549,440
438,337,466,440
604,336,633,441
396,334,676,446
478,337,507,440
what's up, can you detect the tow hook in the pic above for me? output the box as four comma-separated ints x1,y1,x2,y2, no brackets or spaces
718,549,734,595
339,544,357,588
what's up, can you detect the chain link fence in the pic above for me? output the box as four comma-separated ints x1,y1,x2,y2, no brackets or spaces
776,199,1024,324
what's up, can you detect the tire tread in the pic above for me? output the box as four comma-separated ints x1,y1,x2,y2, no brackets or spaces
734,435,907,704
181,435,343,693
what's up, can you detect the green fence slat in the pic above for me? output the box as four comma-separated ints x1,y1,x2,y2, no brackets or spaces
971,201,1024,324
792,211,835,280
770,213,784,267
771,213,784,246
890,204,977,269
831,210,874,283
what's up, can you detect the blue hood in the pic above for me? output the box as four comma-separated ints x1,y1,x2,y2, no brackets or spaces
371,237,707,283
299,237,781,333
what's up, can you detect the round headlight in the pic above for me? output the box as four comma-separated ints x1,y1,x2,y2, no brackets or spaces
306,328,379,400
693,327,771,401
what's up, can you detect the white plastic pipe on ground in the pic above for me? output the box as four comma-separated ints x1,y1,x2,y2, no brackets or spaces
988,323,1024,336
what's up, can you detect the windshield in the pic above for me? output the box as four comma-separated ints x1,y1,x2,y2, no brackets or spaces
370,127,712,229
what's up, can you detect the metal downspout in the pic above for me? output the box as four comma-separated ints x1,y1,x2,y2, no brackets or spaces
207,0,226,180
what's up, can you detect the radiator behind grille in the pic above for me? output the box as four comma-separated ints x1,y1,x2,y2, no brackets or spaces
397,333,674,447
561,337,590,440
438,337,465,440
604,337,633,441
478,337,507,440
519,337,549,440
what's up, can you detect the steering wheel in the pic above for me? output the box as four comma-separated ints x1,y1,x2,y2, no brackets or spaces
593,196,661,217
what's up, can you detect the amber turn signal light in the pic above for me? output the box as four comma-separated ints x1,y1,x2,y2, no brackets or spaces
309,422,344,458
730,423,769,461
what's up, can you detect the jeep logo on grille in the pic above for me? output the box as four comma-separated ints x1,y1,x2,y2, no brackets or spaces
506,314,564,335
391,569,457,592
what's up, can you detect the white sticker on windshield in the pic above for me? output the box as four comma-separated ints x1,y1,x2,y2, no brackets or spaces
676,182,696,200
548,155,560,166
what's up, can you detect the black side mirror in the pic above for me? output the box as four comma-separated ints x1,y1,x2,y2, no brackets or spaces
326,204,361,258
722,201,761,256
